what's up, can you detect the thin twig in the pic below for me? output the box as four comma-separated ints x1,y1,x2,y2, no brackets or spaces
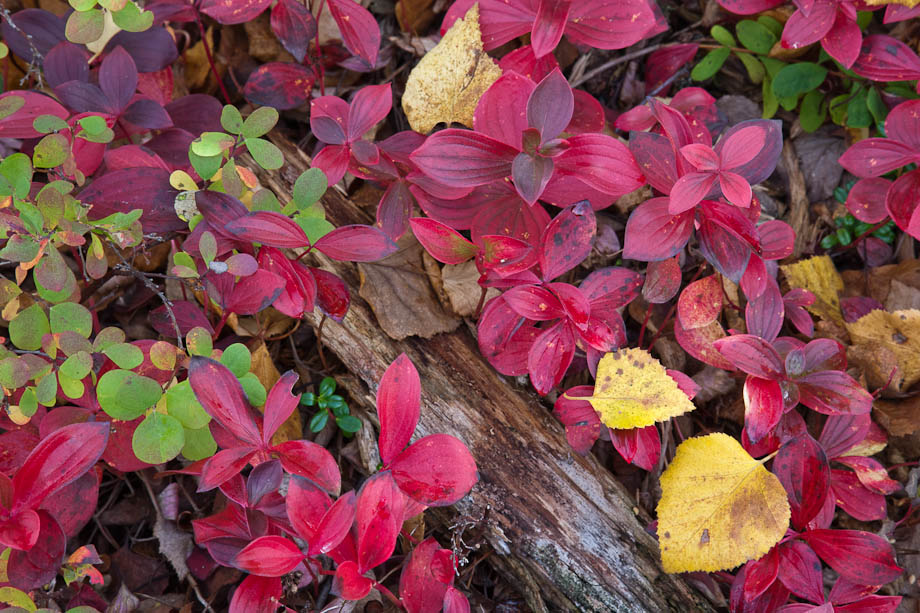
569,44,662,88
111,254,185,351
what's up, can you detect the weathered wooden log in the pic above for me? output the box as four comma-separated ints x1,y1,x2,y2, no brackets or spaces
250,135,714,613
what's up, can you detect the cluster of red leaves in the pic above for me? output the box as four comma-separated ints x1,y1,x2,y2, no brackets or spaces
187,355,477,612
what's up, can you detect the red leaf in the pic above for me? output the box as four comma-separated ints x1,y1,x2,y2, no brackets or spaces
777,541,825,605
356,471,404,572
511,152,554,205
312,267,350,321
822,9,862,69
326,0,381,68
781,2,836,50
12,422,109,513
714,120,783,186
567,90,605,134
835,457,901,495
836,596,901,613
411,129,517,187
818,414,871,460
309,490,356,556
553,133,646,198
802,529,902,585
347,84,392,141
745,280,784,342
540,202,596,281
40,469,99,538
797,371,873,415
527,68,573,141
229,574,283,613
400,538,452,613
6,511,66,590
310,96,349,144
610,425,660,471
244,63,316,110
713,335,784,380
226,211,311,248
548,282,591,327
645,44,699,95
642,257,681,304
716,0,783,14
80,168,183,233
391,434,478,506
504,285,565,321
409,218,477,265
480,234,535,274
269,0,315,62
376,354,421,466
669,172,717,214
529,0,569,58
189,357,261,446
221,269,286,315
477,294,537,376
473,71,534,150
233,536,302,576
758,220,796,260
772,434,830,531
802,338,847,373
262,371,299,445
528,320,576,394
553,385,600,454
200,0,271,24
0,509,40,550
677,275,723,328
623,197,694,261
890,170,920,238
743,545,779,603
313,225,398,262
199,448,256,492
744,377,784,444
839,138,919,178
831,470,887,522
852,35,920,92
565,0,661,51
0,91,69,138
274,440,341,495
333,560,374,600
286,476,331,541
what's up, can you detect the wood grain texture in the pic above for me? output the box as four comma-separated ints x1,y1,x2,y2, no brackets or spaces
249,135,715,612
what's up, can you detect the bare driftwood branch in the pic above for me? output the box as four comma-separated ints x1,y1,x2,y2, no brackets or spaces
249,135,715,613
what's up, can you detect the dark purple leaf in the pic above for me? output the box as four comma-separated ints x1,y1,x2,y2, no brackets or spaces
243,63,316,110
79,168,183,233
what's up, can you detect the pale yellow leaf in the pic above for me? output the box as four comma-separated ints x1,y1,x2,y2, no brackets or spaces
585,348,695,429
863,0,919,6
658,433,790,573
847,308,920,390
401,3,502,133
780,255,844,326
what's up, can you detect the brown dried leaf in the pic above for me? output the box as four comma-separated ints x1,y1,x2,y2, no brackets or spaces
874,395,920,437
847,309,920,391
358,235,461,340
395,0,435,33
401,3,502,133
441,260,499,317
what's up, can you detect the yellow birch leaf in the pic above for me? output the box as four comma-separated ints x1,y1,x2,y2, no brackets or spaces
250,340,302,445
847,308,920,390
780,255,844,326
586,348,695,429
401,3,502,133
862,0,919,6
658,433,790,573
0,586,36,611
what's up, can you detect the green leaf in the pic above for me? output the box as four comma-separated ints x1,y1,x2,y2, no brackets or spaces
79,115,108,134
336,415,362,434
188,150,222,181
221,105,244,134
112,2,154,32
691,47,730,81
97,369,163,420
319,376,336,397
36,371,57,406
0,586,37,611
836,227,853,246
867,87,888,124
35,250,79,303
242,106,279,139
166,380,211,429
779,93,799,112
0,356,32,389
829,93,849,125
65,8,104,43
191,131,235,157
710,25,736,48
772,62,827,98
220,343,252,378
221,159,244,198
186,327,213,357
0,153,33,198
736,20,776,55
33,134,70,168
296,215,334,244
239,372,266,406
856,10,872,30
245,138,284,170
33,114,69,134
251,188,281,212
763,77,779,119
199,230,217,265
293,168,328,209
69,0,97,10
19,386,38,418
847,89,872,128
59,351,93,380
800,89,827,132
756,15,784,39
181,425,217,461
10,304,50,351
309,410,329,433
16,200,44,235
300,392,316,406
736,52,765,84
93,326,126,351
50,302,92,337
103,342,144,369
133,413,185,464
58,371,85,399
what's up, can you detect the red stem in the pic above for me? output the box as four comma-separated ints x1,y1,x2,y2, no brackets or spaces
313,0,326,96
644,264,707,351
194,7,232,104
637,307,652,349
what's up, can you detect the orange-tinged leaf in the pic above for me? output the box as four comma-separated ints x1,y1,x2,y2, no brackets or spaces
585,348,695,429
657,433,790,573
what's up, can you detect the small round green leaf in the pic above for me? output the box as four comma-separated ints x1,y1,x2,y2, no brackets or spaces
800,89,827,133
336,415,362,434
102,342,144,369
133,413,185,464
736,20,776,55
771,62,827,98
97,369,163,419
239,372,266,407
50,303,92,337
221,105,244,134
242,107,279,139
32,114,69,134
186,327,213,357
710,25,736,48
691,47,731,82
245,138,283,170
166,381,211,429
59,351,93,380
309,410,329,433
10,304,50,351
220,343,251,377
181,425,217,461
293,168,328,209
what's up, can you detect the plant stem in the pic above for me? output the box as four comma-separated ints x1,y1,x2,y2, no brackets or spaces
194,6,232,105
569,44,662,88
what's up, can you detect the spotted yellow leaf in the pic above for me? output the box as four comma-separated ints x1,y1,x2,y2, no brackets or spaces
585,348,695,429
863,0,919,6
401,3,502,133
657,433,790,573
